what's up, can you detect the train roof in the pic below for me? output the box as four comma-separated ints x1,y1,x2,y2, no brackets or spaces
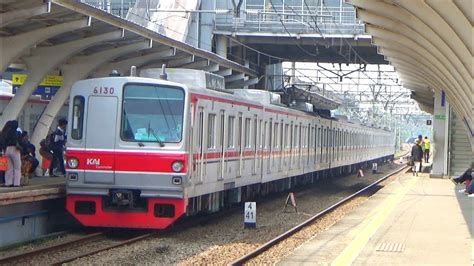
77,70,390,133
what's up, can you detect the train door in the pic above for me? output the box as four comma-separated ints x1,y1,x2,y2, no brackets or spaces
84,96,117,184
252,115,258,175
267,118,272,174
188,103,194,179
308,124,312,167
298,123,302,168
279,120,283,172
237,113,243,177
218,110,225,179
289,122,293,169
196,107,205,183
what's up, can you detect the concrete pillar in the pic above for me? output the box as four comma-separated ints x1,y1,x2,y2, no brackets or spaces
216,35,228,59
198,0,215,51
431,90,450,177
0,19,89,73
0,30,123,127
30,41,151,150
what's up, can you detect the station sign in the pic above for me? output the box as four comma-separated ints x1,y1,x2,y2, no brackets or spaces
12,74,63,99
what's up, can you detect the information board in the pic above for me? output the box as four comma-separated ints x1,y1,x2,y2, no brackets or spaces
12,74,63,99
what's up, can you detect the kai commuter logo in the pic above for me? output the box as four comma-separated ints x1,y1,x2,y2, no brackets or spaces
86,158,101,166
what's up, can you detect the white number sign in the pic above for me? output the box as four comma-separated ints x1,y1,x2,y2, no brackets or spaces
244,202,256,228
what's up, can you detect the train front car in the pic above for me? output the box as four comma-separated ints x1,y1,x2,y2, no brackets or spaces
65,76,189,229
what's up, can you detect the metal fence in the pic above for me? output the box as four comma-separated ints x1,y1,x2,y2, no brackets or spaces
215,5,364,36
80,0,364,36
81,0,136,18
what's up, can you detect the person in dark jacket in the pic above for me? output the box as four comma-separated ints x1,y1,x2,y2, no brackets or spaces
451,163,473,185
1,120,22,186
19,131,39,175
49,118,68,177
411,140,423,176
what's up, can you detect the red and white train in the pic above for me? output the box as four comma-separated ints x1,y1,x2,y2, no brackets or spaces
65,69,394,229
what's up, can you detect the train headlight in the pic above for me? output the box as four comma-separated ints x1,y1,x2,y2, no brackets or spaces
171,161,184,172
67,157,79,169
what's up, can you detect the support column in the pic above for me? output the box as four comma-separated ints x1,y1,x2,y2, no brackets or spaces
216,35,228,59
431,90,449,178
30,41,151,150
0,30,123,127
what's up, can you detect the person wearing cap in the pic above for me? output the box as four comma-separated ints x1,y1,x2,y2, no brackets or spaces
49,118,68,177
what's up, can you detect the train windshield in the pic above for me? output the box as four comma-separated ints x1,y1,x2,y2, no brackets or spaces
121,83,185,143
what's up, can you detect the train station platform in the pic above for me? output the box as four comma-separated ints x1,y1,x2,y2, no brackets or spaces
278,170,473,265
0,177,67,247
0,177,65,206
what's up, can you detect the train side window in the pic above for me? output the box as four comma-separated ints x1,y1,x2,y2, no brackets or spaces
294,124,298,148
280,120,284,149
227,116,235,148
253,116,258,148
264,121,268,149
71,96,85,140
274,122,279,149
207,114,216,149
244,118,251,148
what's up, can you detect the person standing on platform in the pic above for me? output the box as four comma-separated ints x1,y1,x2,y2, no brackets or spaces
411,140,423,176
49,118,68,177
1,120,22,187
423,136,431,163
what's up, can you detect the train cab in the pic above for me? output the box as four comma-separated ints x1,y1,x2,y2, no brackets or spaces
65,75,190,229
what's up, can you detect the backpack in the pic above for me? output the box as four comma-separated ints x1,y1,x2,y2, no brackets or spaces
41,133,55,151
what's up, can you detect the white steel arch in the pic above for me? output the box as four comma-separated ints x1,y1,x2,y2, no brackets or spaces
347,0,473,152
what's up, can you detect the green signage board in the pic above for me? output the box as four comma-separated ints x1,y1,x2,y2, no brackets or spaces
434,115,446,120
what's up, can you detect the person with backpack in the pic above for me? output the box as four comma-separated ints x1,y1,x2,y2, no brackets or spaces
19,131,39,176
49,118,68,177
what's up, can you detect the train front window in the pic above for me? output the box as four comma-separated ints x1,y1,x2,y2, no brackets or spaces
121,83,185,143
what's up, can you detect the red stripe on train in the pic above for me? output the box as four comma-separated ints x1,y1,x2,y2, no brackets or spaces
66,150,187,173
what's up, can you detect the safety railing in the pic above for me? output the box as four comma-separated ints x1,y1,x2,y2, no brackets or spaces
80,0,136,18
215,5,364,36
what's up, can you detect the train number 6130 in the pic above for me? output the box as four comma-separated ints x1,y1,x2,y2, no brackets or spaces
93,86,115,95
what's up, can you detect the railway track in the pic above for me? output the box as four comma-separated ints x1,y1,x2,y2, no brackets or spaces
0,205,242,265
230,164,410,266
0,231,154,265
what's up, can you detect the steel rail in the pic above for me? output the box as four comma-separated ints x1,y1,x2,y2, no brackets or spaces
0,232,104,264
53,233,155,265
229,164,410,266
